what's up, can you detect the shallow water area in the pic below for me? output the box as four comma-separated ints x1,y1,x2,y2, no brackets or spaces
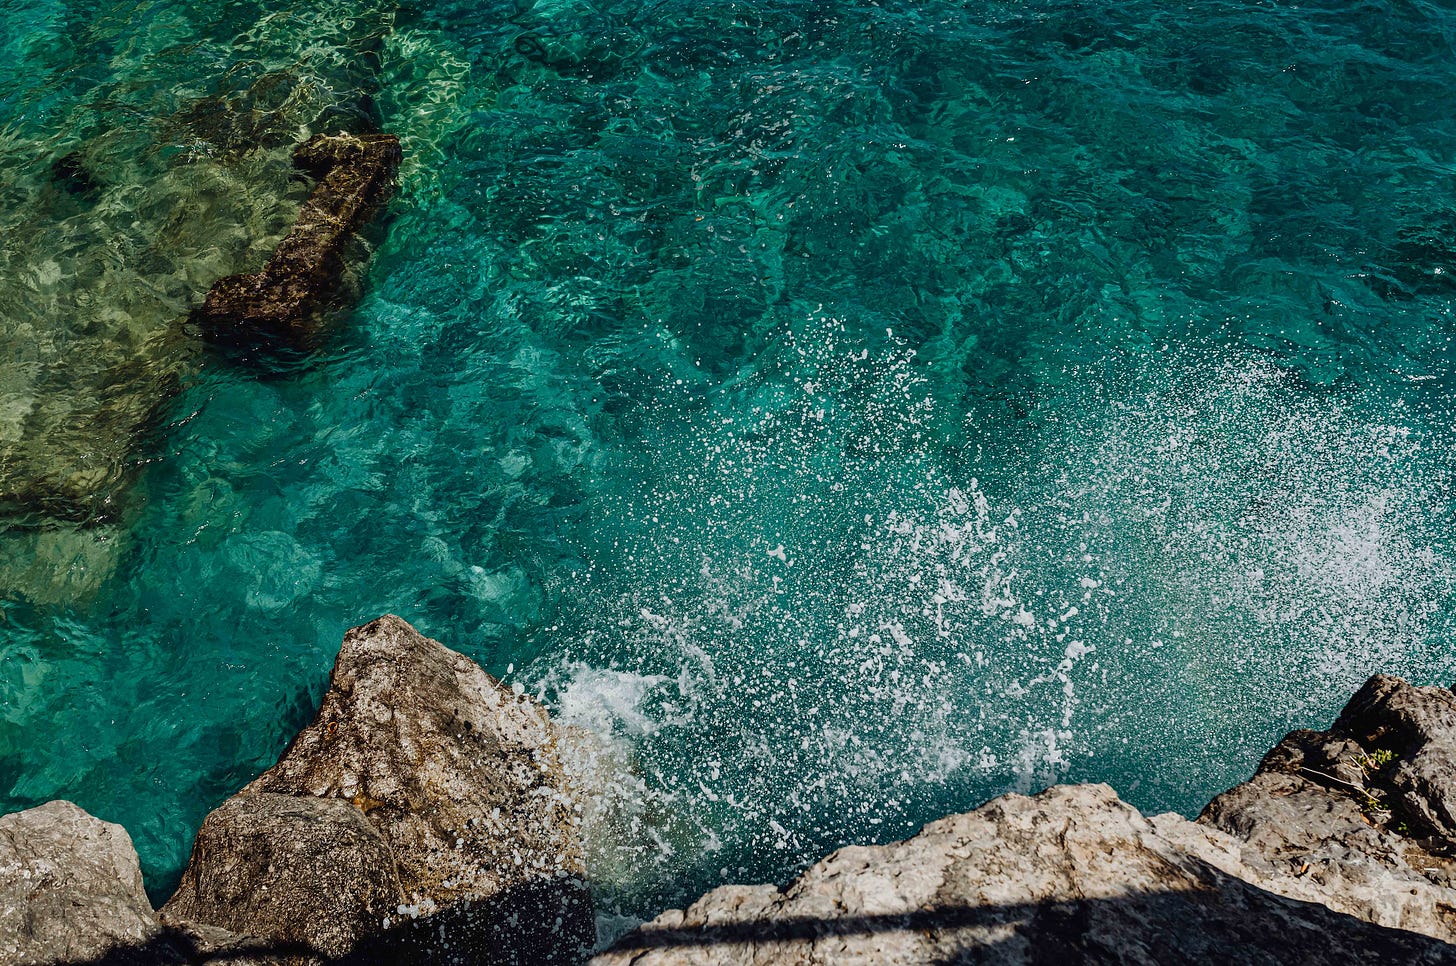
3,0,1456,926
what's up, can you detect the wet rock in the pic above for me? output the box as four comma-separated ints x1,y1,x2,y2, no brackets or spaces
593,784,1456,966
174,72,383,163
0,523,132,607
1199,673,1456,941
0,801,165,965
194,132,401,352
164,614,592,964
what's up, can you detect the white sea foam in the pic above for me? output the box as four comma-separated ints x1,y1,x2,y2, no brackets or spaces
530,318,1456,913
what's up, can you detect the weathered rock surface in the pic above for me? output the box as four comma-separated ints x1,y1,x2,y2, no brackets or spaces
1199,673,1456,942
194,132,400,351
594,783,1456,965
161,793,402,962
161,614,592,964
0,616,591,965
245,614,586,919
596,674,1456,965
0,801,160,965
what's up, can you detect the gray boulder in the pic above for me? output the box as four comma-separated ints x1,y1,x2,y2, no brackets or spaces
161,794,401,963
162,614,592,964
1,616,592,965
0,801,161,965
0,800,294,966
16,652,1456,966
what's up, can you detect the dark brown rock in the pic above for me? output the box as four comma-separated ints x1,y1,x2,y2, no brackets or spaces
1332,674,1456,837
194,132,400,351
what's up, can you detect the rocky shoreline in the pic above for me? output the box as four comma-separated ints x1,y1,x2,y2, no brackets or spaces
7,618,1456,964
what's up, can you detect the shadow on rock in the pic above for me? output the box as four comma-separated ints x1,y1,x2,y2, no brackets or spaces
340,879,595,966
35,877,1456,966
0,618,592,966
22,652,1456,966
32,928,318,966
599,885,1456,966
33,877,592,966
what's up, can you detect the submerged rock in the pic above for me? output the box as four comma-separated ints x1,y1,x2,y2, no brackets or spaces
0,1,400,603
194,133,401,352
49,152,102,200
162,614,592,964
0,149,259,599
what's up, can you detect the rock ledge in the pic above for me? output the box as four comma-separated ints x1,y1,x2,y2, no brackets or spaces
593,676,1456,965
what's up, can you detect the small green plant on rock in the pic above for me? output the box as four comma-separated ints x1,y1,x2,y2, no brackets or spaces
1353,747,1397,778
1349,748,1399,823
1359,791,1391,818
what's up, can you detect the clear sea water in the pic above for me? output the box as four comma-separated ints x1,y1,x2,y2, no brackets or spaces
4,0,1456,925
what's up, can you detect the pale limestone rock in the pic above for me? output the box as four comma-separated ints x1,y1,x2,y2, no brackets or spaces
594,783,1456,965
164,614,592,964
0,801,163,965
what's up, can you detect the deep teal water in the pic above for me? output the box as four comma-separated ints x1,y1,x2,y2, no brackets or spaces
4,0,1456,925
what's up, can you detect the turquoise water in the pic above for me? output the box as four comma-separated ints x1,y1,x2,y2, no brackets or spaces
4,0,1456,924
